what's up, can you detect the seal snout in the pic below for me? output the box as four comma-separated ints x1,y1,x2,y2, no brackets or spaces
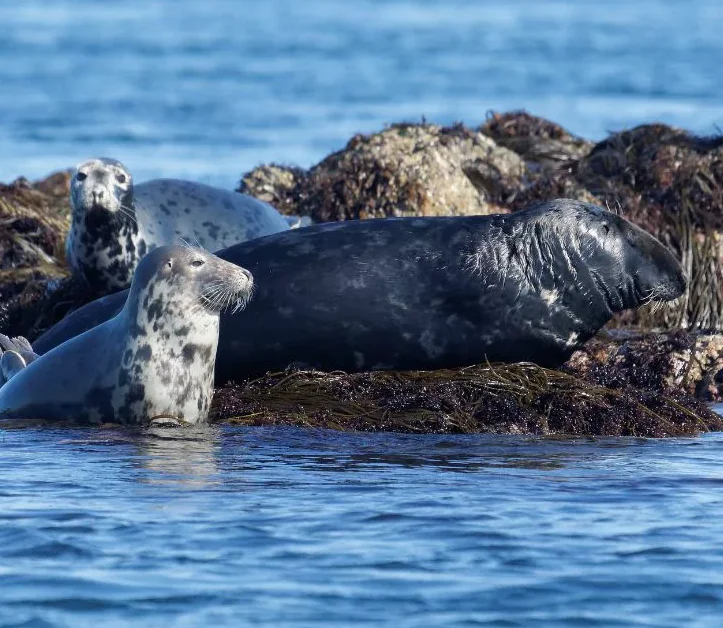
628,224,687,304
220,262,254,314
91,187,106,207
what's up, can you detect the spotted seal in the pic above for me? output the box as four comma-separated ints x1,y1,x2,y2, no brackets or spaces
66,158,290,293
0,245,253,424
35,199,685,379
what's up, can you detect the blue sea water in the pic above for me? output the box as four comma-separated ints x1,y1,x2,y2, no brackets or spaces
3,1,723,625
2,426,723,628
2,0,723,187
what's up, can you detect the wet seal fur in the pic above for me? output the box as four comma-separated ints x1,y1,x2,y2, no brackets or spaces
36,199,685,380
66,158,289,293
0,245,253,424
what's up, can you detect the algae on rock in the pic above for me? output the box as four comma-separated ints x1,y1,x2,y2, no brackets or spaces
211,362,721,437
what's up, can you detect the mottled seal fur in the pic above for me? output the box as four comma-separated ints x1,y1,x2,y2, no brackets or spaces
66,158,289,293
0,245,253,424
36,199,685,380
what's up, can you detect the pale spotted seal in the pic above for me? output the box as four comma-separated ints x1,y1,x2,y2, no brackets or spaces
35,199,685,379
66,158,290,293
0,245,253,424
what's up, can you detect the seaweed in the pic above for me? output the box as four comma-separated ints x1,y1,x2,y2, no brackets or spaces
212,363,721,437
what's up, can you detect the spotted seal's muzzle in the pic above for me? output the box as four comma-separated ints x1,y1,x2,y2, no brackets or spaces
198,258,255,314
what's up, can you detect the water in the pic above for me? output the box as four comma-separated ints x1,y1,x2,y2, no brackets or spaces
2,426,723,627
4,1,723,624
2,0,723,187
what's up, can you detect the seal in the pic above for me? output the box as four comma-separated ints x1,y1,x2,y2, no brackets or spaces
0,245,253,424
35,199,685,379
66,158,289,293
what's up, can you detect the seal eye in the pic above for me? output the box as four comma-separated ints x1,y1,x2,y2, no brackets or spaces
76,172,87,181
601,224,610,236
191,259,205,268
116,174,127,184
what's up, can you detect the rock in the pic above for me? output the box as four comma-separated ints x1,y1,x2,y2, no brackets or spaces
567,330,723,402
240,114,723,331
0,170,93,340
238,163,306,216
2,113,723,437
239,122,525,222
480,110,594,171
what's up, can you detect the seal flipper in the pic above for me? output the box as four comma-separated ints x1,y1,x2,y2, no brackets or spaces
0,350,27,384
0,335,39,365
284,215,314,229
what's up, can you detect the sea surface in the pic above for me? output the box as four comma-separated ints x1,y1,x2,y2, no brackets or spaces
3,1,723,625
2,425,723,627
2,0,723,186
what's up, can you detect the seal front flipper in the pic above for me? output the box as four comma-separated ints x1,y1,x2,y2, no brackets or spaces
0,351,26,384
0,335,39,365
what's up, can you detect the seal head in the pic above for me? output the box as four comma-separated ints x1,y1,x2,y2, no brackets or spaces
500,200,686,318
67,158,146,292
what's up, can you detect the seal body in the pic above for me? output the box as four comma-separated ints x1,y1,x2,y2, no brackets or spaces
36,200,686,380
66,158,289,293
0,245,253,424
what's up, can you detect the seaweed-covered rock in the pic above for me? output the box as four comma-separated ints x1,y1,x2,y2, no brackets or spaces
240,114,723,330
567,330,723,402
0,172,76,336
481,110,594,170
238,164,306,215
211,363,720,437
239,122,525,221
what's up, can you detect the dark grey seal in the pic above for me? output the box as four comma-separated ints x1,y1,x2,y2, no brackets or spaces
35,199,685,381
0,245,253,424
67,157,292,294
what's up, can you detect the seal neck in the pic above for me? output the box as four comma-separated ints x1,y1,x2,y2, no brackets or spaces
469,216,616,337
67,208,143,293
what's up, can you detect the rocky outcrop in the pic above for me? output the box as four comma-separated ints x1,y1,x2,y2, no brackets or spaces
0,172,80,337
567,330,723,402
239,123,525,221
2,114,722,436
